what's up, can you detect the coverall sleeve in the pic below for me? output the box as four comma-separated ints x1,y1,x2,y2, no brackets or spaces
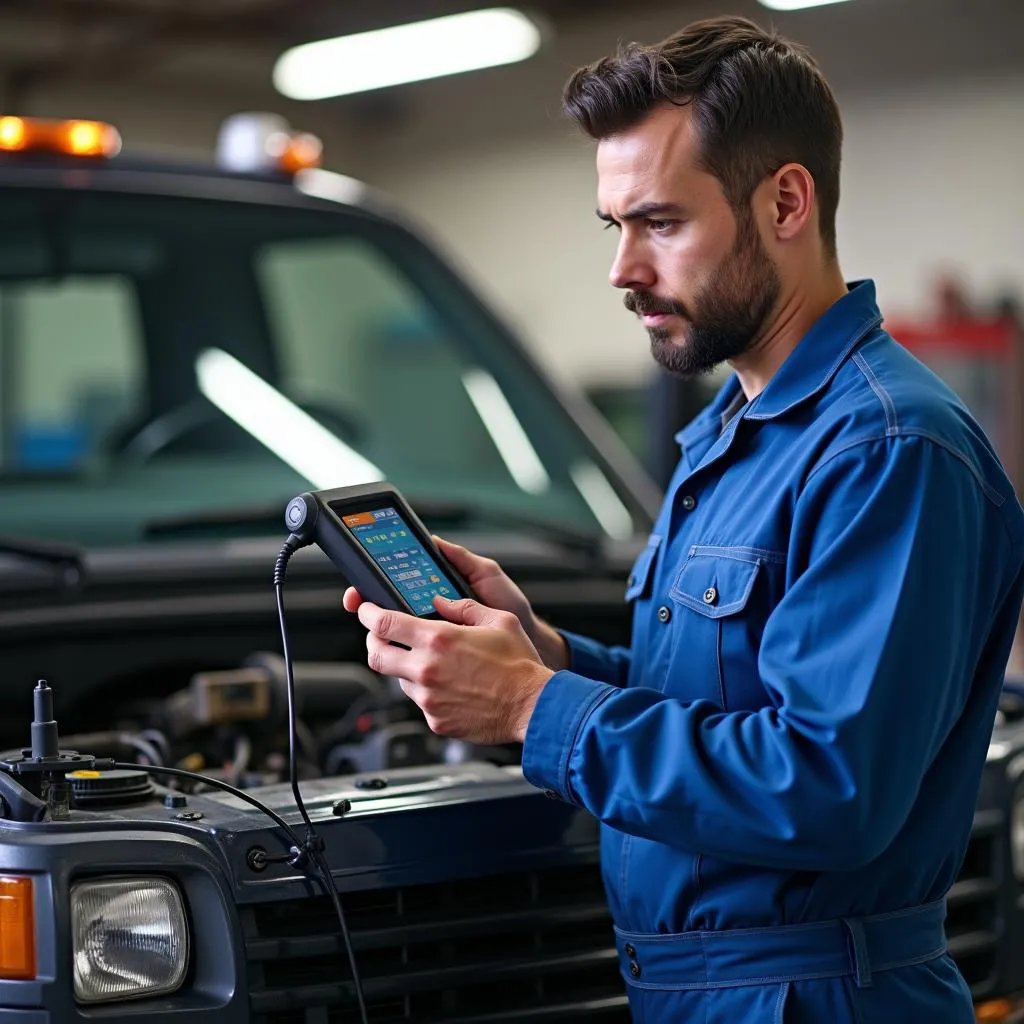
557,629,632,688
521,436,1022,872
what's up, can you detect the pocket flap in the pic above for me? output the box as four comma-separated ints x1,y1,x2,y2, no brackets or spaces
625,534,662,602
669,546,760,618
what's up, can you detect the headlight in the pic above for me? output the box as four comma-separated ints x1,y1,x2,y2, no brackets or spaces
70,877,189,1004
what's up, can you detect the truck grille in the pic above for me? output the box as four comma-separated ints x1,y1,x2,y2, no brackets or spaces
946,809,1004,1000
243,811,1005,1020
242,862,631,1024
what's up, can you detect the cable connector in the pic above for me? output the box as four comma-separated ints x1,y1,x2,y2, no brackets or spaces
273,533,305,588
287,830,325,868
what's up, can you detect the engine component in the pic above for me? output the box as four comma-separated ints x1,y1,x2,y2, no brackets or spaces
325,721,443,776
163,655,384,739
67,768,155,809
190,668,271,726
244,651,383,722
0,680,113,820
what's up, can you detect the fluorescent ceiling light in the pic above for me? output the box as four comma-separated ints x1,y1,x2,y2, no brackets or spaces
758,0,854,9
461,368,550,495
570,461,634,540
273,8,542,101
195,348,384,489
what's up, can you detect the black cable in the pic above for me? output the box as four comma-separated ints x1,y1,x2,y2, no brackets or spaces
312,847,366,1008
274,537,369,1024
110,761,302,851
116,732,163,767
276,581,315,833
140,728,172,764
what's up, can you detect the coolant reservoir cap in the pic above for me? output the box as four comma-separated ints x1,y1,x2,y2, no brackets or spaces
68,768,155,808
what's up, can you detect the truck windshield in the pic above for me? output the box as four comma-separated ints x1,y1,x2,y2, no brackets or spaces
0,186,648,547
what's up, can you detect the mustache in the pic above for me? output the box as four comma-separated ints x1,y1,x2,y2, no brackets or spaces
624,291,687,318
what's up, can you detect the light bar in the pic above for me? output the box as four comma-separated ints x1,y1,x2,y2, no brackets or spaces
0,116,121,157
216,112,322,176
758,0,854,9
461,369,550,495
273,8,542,101
195,348,383,489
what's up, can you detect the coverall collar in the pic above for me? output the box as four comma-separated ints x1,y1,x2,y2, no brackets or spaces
675,279,884,448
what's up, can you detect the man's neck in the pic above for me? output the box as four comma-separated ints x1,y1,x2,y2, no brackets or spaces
732,266,849,401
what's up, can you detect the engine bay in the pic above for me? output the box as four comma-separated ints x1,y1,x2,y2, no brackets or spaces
0,534,636,802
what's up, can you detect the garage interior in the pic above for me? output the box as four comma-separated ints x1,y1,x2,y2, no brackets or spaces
0,0,1022,1022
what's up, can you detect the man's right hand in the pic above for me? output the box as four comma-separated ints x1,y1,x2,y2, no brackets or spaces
341,535,569,672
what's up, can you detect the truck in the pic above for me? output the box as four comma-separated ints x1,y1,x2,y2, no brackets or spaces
0,112,1021,1023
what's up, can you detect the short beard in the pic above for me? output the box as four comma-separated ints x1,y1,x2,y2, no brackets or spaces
627,209,781,378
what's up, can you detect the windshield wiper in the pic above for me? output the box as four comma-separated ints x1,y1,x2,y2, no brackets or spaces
143,498,605,560
0,535,86,588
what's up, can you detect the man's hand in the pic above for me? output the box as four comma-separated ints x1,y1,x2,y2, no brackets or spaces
431,536,569,671
348,594,554,744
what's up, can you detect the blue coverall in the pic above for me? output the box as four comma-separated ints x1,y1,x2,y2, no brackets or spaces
522,280,1024,1022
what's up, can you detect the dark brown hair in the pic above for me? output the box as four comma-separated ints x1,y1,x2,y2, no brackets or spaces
563,16,843,257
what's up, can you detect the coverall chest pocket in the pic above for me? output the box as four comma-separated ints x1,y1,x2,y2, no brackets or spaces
668,546,779,710
625,534,662,603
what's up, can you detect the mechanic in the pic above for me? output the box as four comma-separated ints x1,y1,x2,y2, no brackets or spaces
343,15,1024,1023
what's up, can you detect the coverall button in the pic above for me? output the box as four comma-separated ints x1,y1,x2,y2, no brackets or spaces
628,573,636,587
657,605,672,623
629,960,641,978
624,943,636,958
681,495,696,511
703,587,718,605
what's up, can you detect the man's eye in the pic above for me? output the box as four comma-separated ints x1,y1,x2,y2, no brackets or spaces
647,219,675,232
602,221,619,232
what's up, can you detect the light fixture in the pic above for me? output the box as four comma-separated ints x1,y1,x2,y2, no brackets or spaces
196,348,384,489
273,8,543,101
758,0,854,9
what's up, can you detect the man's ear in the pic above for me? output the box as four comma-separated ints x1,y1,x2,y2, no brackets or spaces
768,162,816,243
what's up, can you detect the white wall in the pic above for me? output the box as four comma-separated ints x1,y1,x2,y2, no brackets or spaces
350,69,1024,388
837,72,1024,322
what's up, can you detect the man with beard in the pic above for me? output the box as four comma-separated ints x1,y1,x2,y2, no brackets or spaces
343,15,1024,1023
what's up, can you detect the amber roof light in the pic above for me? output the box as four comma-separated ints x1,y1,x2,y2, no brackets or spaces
0,116,122,158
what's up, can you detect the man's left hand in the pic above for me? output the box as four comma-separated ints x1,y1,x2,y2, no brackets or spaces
351,594,555,744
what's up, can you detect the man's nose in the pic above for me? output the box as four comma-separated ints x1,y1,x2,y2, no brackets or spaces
609,237,655,292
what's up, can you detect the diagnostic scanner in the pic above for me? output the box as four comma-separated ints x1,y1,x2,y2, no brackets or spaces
284,483,475,618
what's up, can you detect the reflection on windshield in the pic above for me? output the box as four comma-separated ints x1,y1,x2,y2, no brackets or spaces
461,368,549,495
196,348,383,489
570,461,634,540
0,188,650,546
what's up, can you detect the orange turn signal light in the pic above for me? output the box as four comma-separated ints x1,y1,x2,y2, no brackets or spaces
0,876,36,981
976,998,1021,1022
0,116,121,158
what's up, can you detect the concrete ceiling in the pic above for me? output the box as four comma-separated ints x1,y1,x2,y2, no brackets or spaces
1,0,1021,100
0,0,625,102
0,0,1020,162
